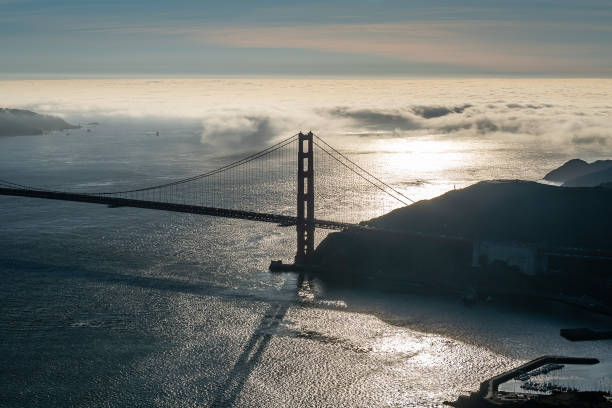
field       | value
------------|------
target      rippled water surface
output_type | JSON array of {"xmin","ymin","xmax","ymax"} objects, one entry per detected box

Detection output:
[{"xmin": 1, "ymin": 79, "xmax": 611, "ymax": 407}]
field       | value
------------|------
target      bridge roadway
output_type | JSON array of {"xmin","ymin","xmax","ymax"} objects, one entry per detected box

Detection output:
[
  {"xmin": 0, "ymin": 187, "xmax": 353, "ymax": 230},
  {"xmin": 3, "ymin": 186, "xmax": 612, "ymax": 261},
  {"xmin": 0, "ymin": 187, "xmax": 471, "ymax": 241}
]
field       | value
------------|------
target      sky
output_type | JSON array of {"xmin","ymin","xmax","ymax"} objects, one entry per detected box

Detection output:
[{"xmin": 1, "ymin": 0, "xmax": 611, "ymax": 77}]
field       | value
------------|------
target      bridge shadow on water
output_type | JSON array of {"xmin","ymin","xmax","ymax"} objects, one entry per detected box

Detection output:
[
  {"xmin": 210, "ymin": 299, "xmax": 289, "ymax": 407},
  {"xmin": 209, "ymin": 273, "xmax": 307, "ymax": 407},
  {"xmin": 2, "ymin": 258, "xmax": 311, "ymax": 407}
]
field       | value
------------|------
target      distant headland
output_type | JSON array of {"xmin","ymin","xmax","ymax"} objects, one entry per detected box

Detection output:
[
  {"xmin": 0, "ymin": 108, "xmax": 79, "ymax": 137},
  {"xmin": 544, "ymin": 159, "xmax": 612, "ymax": 187}
]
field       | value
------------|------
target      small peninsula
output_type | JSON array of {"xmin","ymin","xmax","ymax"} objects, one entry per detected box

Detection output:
[{"xmin": 0, "ymin": 108, "xmax": 79, "ymax": 137}]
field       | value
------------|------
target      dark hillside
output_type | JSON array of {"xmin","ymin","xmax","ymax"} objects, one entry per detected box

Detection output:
[{"xmin": 366, "ymin": 180, "xmax": 612, "ymax": 250}]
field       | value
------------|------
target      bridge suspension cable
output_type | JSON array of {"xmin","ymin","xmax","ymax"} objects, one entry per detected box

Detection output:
[
  {"xmin": 0, "ymin": 131, "xmax": 414, "ymax": 225},
  {"xmin": 0, "ymin": 178, "xmax": 45, "ymax": 191},
  {"xmin": 313, "ymin": 134, "xmax": 414, "ymax": 205},
  {"xmin": 94, "ymin": 133, "xmax": 300, "ymax": 195}
]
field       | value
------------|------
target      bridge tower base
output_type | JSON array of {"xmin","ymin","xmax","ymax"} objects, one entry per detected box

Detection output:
[{"xmin": 295, "ymin": 131, "xmax": 315, "ymax": 264}]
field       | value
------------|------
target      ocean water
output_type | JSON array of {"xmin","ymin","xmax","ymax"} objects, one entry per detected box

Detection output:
[{"xmin": 1, "ymin": 78, "xmax": 611, "ymax": 407}]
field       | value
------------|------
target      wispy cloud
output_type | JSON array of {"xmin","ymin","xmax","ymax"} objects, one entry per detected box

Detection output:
[
  {"xmin": 86, "ymin": 21, "xmax": 611, "ymax": 75},
  {"xmin": 2, "ymin": 0, "xmax": 611, "ymax": 77},
  {"xmin": 202, "ymin": 23, "xmax": 610, "ymax": 73}
]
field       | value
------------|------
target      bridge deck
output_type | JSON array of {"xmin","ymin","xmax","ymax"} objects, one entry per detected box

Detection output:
[
  {"xmin": 0, "ymin": 187, "xmax": 352, "ymax": 230},
  {"xmin": 2, "ymin": 187, "xmax": 612, "ymax": 260}
]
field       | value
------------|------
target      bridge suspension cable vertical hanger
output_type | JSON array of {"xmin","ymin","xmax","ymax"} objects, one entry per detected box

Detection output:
[{"xmin": 295, "ymin": 131, "xmax": 315, "ymax": 264}]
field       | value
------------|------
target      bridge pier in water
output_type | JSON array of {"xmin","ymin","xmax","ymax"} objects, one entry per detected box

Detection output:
[{"xmin": 295, "ymin": 131, "xmax": 315, "ymax": 264}]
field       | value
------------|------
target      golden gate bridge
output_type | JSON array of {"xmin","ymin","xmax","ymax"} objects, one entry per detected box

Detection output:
[
  {"xmin": 0, "ymin": 132, "xmax": 414, "ymax": 263},
  {"xmin": 3, "ymin": 131, "xmax": 610, "ymax": 266}
]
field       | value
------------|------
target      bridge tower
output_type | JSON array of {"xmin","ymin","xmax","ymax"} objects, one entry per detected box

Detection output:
[{"xmin": 296, "ymin": 131, "xmax": 315, "ymax": 263}]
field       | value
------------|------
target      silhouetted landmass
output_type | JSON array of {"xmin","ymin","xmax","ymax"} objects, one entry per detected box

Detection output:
[
  {"xmin": 312, "ymin": 181, "xmax": 612, "ymax": 311},
  {"xmin": 544, "ymin": 159, "xmax": 612, "ymax": 184},
  {"xmin": 0, "ymin": 108, "xmax": 79, "ymax": 137},
  {"xmin": 560, "ymin": 328, "xmax": 612, "ymax": 341},
  {"xmin": 367, "ymin": 180, "xmax": 612, "ymax": 249},
  {"xmin": 563, "ymin": 167, "xmax": 612, "ymax": 187}
]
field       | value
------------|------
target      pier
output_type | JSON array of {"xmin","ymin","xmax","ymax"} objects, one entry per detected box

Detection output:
[{"xmin": 479, "ymin": 355, "xmax": 600, "ymax": 400}]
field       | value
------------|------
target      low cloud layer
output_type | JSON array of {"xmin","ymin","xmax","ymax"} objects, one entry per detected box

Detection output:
[
  {"xmin": 412, "ymin": 104, "xmax": 472, "ymax": 119},
  {"xmin": 326, "ymin": 107, "xmax": 420, "ymax": 130},
  {"xmin": 323, "ymin": 103, "xmax": 611, "ymax": 148},
  {"xmin": 1, "ymin": 78, "xmax": 610, "ymax": 152},
  {"xmin": 200, "ymin": 115, "xmax": 277, "ymax": 150},
  {"xmin": 195, "ymin": 101, "xmax": 612, "ymax": 153}
]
